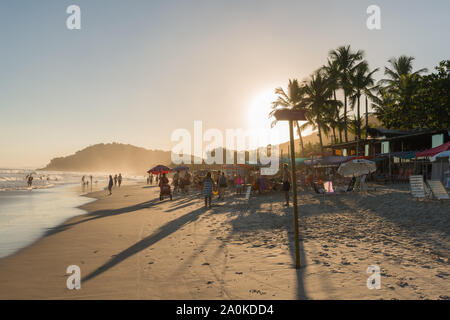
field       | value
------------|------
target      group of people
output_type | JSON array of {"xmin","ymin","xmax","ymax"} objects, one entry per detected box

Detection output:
[
  {"xmin": 199, "ymin": 165, "xmax": 292, "ymax": 208},
  {"xmin": 172, "ymin": 171, "xmax": 192, "ymax": 194},
  {"xmin": 81, "ymin": 175, "xmax": 93, "ymax": 187},
  {"xmin": 144, "ymin": 164, "xmax": 294, "ymax": 209},
  {"xmin": 107, "ymin": 173, "xmax": 122, "ymax": 195}
]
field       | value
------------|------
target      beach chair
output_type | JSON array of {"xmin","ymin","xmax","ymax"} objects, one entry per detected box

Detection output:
[
  {"xmin": 426, "ymin": 180, "xmax": 450, "ymax": 200},
  {"xmin": 409, "ymin": 175, "xmax": 427, "ymax": 199},
  {"xmin": 237, "ymin": 185, "xmax": 252, "ymax": 209},
  {"xmin": 324, "ymin": 181, "xmax": 334, "ymax": 193},
  {"xmin": 312, "ymin": 181, "xmax": 336, "ymax": 198}
]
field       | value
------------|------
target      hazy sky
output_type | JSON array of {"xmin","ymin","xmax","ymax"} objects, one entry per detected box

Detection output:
[{"xmin": 1, "ymin": 0, "xmax": 449, "ymax": 168}]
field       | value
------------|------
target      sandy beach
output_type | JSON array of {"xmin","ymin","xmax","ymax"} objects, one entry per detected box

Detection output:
[{"xmin": 0, "ymin": 182, "xmax": 448, "ymax": 300}]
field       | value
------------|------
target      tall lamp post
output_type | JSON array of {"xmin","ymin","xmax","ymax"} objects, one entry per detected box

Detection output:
[{"xmin": 274, "ymin": 108, "xmax": 306, "ymax": 269}]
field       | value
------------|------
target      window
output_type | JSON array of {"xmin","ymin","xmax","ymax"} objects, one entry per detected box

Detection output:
[
  {"xmin": 432, "ymin": 134, "xmax": 444, "ymax": 148},
  {"xmin": 381, "ymin": 141, "xmax": 390, "ymax": 154}
]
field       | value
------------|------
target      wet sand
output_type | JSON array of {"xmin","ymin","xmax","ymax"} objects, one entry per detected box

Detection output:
[{"xmin": 0, "ymin": 183, "xmax": 448, "ymax": 299}]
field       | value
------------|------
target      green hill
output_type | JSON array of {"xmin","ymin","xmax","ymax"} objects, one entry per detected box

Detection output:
[{"xmin": 41, "ymin": 143, "xmax": 172, "ymax": 174}]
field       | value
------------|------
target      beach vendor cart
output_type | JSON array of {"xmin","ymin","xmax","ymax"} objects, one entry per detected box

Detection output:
[{"xmin": 148, "ymin": 165, "xmax": 173, "ymax": 201}]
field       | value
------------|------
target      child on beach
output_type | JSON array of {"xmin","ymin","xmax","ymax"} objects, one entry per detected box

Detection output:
[{"xmin": 202, "ymin": 172, "xmax": 214, "ymax": 208}]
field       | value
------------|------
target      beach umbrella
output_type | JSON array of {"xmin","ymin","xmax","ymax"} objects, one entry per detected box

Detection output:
[
  {"xmin": 416, "ymin": 141, "xmax": 450, "ymax": 158},
  {"xmin": 148, "ymin": 165, "xmax": 172, "ymax": 175},
  {"xmin": 338, "ymin": 159, "xmax": 376, "ymax": 177},
  {"xmin": 430, "ymin": 150, "xmax": 450, "ymax": 162},
  {"xmin": 172, "ymin": 165, "xmax": 189, "ymax": 172}
]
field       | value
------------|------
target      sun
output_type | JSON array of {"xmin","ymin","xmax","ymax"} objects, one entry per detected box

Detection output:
[{"xmin": 247, "ymin": 88, "xmax": 290, "ymax": 147}]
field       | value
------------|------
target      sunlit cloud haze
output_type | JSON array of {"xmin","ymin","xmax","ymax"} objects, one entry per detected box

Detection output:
[{"xmin": 0, "ymin": 0, "xmax": 449, "ymax": 167}]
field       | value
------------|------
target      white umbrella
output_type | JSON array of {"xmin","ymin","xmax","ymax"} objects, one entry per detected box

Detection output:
[{"xmin": 338, "ymin": 159, "xmax": 376, "ymax": 177}]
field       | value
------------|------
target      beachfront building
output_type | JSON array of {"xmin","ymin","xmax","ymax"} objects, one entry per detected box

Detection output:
[{"xmin": 323, "ymin": 128, "xmax": 450, "ymax": 183}]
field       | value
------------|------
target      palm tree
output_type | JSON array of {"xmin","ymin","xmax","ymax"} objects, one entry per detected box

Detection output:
[
  {"xmin": 380, "ymin": 55, "xmax": 428, "ymax": 91},
  {"xmin": 329, "ymin": 45, "xmax": 364, "ymax": 142},
  {"xmin": 321, "ymin": 59, "xmax": 342, "ymax": 143},
  {"xmin": 270, "ymin": 79, "xmax": 307, "ymax": 153},
  {"xmin": 375, "ymin": 56, "xmax": 428, "ymax": 129},
  {"xmin": 348, "ymin": 61, "xmax": 379, "ymax": 140},
  {"xmin": 302, "ymin": 71, "xmax": 339, "ymax": 151}
]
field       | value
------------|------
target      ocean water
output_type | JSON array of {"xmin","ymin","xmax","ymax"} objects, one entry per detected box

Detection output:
[{"xmin": 0, "ymin": 169, "xmax": 145, "ymax": 259}]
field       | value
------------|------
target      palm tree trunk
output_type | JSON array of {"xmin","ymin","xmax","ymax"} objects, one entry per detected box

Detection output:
[
  {"xmin": 357, "ymin": 94, "xmax": 361, "ymax": 141},
  {"xmin": 332, "ymin": 126, "xmax": 337, "ymax": 144},
  {"xmin": 344, "ymin": 93, "xmax": 348, "ymax": 142},
  {"xmin": 295, "ymin": 121, "xmax": 304, "ymax": 154},
  {"xmin": 365, "ymin": 96, "xmax": 369, "ymax": 139},
  {"xmin": 318, "ymin": 124, "xmax": 324, "ymax": 152}
]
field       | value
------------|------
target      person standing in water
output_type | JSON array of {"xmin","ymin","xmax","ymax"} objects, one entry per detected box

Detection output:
[
  {"xmin": 282, "ymin": 164, "xmax": 291, "ymax": 206},
  {"xmin": 108, "ymin": 175, "xmax": 114, "ymax": 195},
  {"xmin": 118, "ymin": 173, "xmax": 122, "ymax": 187},
  {"xmin": 27, "ymin": 175, "xmax": 33, "ymax": 188}
]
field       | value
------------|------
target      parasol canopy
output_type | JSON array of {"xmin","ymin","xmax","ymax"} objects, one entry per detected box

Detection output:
[
  {"xmin": 416, "ymin": 142, "xmax": 450, "ymax": 158},
  {"xmin": 148, "ymin": 165, "xmax": 172, "ymax": 175},
  {"xmin": 430, "ymin": 150, "xmax": 450, "ymax": 162},
  {"xmin": 338, "ymin": 159, "xmax": 376, "ymax": 177}
]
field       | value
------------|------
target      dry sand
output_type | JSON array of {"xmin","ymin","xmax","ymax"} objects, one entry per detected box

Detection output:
[{"xmin": 0, "ymin": 183, "xmax": 448, "ymax": 300}]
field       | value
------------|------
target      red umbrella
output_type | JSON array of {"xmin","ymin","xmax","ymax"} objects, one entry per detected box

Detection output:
[{"xmin": 147, "ymin": 165, "xmax": 172, "ymax": 175}]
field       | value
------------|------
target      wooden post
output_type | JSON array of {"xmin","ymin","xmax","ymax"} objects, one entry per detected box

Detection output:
[{"xmin": 289, "ymin": 120, "xmax": 301, "ymax": 269}]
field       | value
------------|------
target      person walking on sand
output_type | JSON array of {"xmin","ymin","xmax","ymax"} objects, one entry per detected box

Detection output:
[
  {"xmin": 173, "ymin": 171, "xmax": 180, "ymax": 193},
  {"xmin": 150, "ymin": 174, "xmax": 153, "ymax": 185},
  {"xmin": 218, "ymin": 172, "xmax": 227, "ymax": 200},
  {"xmin": 202, "ymin": 172, "xmax": 214, "ymax": 209},
  {"xmin": 282, "ymin": 164, "xmax": 291, "ymax": 206},
  {"xmin": 108, "ymin": 175, "xmax": 114, "ymax": 195},
  {"xmin": 114, "ymin": 174, "xmax": 118, "ymax": 187},
  {"xmin": 118, "ymin": 173, "xmax": 122, "ymax": 187}
]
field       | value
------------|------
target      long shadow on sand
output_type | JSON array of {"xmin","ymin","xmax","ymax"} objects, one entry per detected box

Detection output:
[
  {"xmin": 217, "ymin": 194, "xmax": 308, "ymax": 299},
  {"xmin": 44, "ymin": 198, "xmax": 162, "ymax": 238},
  {"xmin": 82, "ymin": 205, "xmax": 206, "ymax": 282}
]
